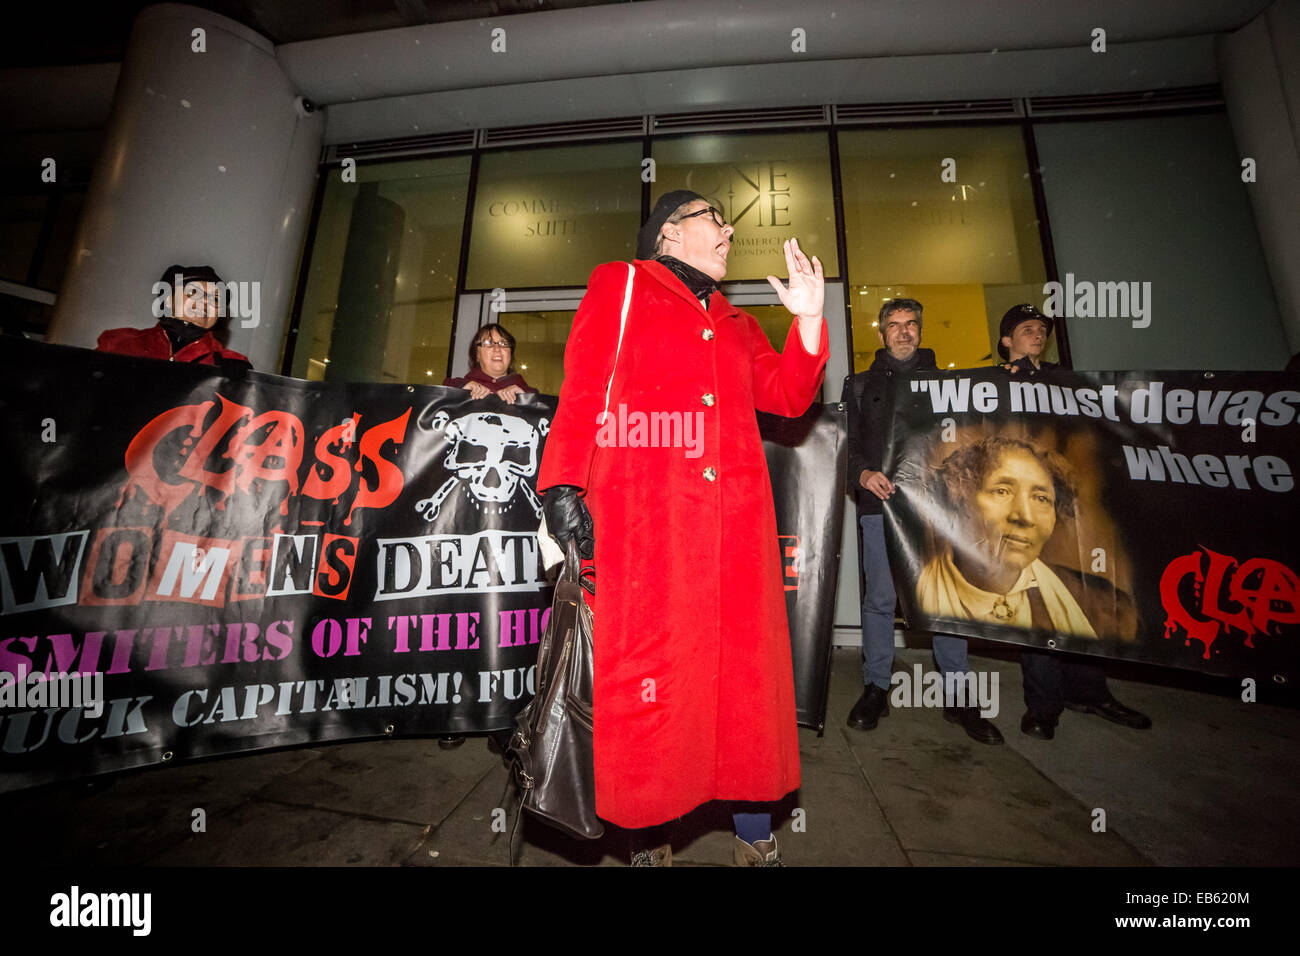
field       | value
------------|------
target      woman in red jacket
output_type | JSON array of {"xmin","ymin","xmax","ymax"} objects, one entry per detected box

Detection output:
[
  {"xmin": 443, "ymin": 323, "xmax": 537, "ymax": 403},
  {"xmin": 539, "ymin": 191, "xmax": 828, "ymax": 865},
  {"xmin": 96, "ymin": 264, "xmax": 251, "ymax": 369}
]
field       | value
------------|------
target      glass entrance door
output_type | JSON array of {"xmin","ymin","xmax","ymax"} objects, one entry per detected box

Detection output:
[{"xmin": 450, "ymin": 288, "xmax": 584, "ymax": 396}]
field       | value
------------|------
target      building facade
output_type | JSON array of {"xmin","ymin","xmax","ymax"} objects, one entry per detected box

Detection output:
[{"xmin": 2, "ymin": 0, "xmax": 1297, "ymax": 638}]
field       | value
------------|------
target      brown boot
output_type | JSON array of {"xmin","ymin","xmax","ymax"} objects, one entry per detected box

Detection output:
[
  {"xmin": 630, "ymin": 844, "xmax": 672, "ymax": 866},
  {"xmin": 733, "ymin": 834, "xmax": 784, "ymax": 866}
]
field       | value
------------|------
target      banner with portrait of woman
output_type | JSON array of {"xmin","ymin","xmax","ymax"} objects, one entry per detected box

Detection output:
[{"xmin": 884, "ymin": 367, "xmax": 1299, "ymax": 682}]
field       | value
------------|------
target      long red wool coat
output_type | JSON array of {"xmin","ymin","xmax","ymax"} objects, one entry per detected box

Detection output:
[{"xmin": 537, "ymin": 258, "xmax": 828, "ymax": 828}]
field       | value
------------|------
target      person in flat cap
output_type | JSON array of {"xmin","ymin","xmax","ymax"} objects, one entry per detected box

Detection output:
[
  {"xmin": 97, "ymin": 264, "xmax": 251, "ymax": 370},
  {"xmin": 996, "ymin": 303, "xmax": 1151, "ymax": 740},
  {"xmin": 537, "ymin": 189, "xmax": 829, "ymax": 866},
  {"xmin": 998, "ymin": 303, "xmax": 1054, "ymax": 372}
]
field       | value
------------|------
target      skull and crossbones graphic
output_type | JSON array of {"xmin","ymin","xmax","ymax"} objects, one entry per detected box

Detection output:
[{"xmin": 414, "ymin": 407, "xmax": 549, "ymax": 521}]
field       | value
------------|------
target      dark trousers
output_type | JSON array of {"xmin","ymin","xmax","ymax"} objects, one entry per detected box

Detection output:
[{"xmin": 1021, "ymin": 649, "xmax": 1108, "ymax": 718}]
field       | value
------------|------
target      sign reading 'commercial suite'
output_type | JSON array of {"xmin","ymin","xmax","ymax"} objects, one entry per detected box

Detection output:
[
  {"xmin": 884, "ymin": 367, "xmax": 1299, "ymax": 681},
  {"xmin": 0, "ymin": 340, "xmax": 842, "ymax": 790}
]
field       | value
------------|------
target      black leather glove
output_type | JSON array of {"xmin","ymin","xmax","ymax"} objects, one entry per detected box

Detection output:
[{"xmin": 543, "ymin": 484, "xmax": 594, "ymax": 560}]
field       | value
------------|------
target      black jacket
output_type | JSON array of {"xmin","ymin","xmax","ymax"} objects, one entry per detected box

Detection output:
[{"xmin": 842, "ymin": 347, "xmax": 938, "ymax": 515}]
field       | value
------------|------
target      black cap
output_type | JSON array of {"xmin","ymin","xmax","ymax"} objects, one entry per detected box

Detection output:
[
  {"xmin": 636, "ymin": 190, "xmax": 708, "ymax": 260},
  {"xmin": 997, "ymin": 303, "xmax": 1053, "ymax": 360},
  {"xmin": 159, "ymin": 264, "xmax": 223, "ymax": 287}
]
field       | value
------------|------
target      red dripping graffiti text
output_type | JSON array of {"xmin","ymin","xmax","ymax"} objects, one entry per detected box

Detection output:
[
  {"xmin": 1160, "ymin": 547, "xmax": 1299, "ymax": 659},
  {"xmin": 122, "ymin": 395, "xmax": 410, "ymax": 525}
]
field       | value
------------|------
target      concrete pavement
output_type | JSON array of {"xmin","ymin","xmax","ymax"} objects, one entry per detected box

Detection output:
[{"xmin": 5, "ymin": 647, "xmax": 1297, "ymax": 867}]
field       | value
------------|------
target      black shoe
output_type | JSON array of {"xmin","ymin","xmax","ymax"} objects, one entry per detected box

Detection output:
[
  {"xmin": 1065, "ymin": 696, "xmax": 1152, "ymax": 729},
  {"xmin": 847, "ymin": 685, "xmax": 890, "ymax": 730},
  {"xmin": 1020, "ymin": 710, "xmax": 1057, "ymax": 740},
  {"xmin": 438, "ymin": 736, "xmax": 466, "ymax": 750},
  {"xmin": 944, "ymin": 706, "xmax": 1004, "ymax": 745}
]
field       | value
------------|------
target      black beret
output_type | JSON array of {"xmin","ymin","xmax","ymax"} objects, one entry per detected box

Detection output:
[
  {"xmin": 159, "ymin": 264, "xmax": 224, "ymax": 287},
  {"xmin": 636, "ymin": 190, "xmax": 708, "ymax": 260}
]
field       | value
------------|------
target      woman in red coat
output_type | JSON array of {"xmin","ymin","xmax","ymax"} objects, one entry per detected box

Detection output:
[
  {"xmin": 538, "ymin": 191, "xmax": 828, "ymax": 865},
  {"xmin": 443, "ymin": 323, "xmax": 537, "ymax": 403},
  {"xmin": 97, "ymin": 264, "xmax": 251, "ymax": 369}
]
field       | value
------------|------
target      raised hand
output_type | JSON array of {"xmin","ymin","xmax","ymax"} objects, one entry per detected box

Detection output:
[{"xmin": 766, "ymin": 238, "xmax": 824, "ymax": 320}]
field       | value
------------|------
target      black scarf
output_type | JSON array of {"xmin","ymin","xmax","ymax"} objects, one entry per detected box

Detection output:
[
  {"xmin": 160, "ymin": 316, "xmax": 209, "ymax": 351},
  {"xmin": 655, "ymin": 255, "xmax": 718, "ymax": 305},
  {"xmin": 877, "ymin": 348, "xmax": 922, "ymax": 373}
]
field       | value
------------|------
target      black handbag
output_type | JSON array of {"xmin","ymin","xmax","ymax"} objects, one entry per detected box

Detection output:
[{"xmin": 507, "ymin": 540, "xmax": 603, "ymax": 840}]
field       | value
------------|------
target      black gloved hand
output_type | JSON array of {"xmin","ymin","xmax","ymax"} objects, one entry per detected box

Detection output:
[{"xmin": 542, "ymin": 484, "xmax": 594, "ymax": 560}]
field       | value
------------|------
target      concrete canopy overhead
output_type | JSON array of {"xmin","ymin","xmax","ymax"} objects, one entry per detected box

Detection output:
[
  {"xmin": 317, "ymin": 36, "xmax": 1221, "ymax": 145},
  {"xmin": 275, "ymin": 0, "xmax": 1274, "ymax": 105}
]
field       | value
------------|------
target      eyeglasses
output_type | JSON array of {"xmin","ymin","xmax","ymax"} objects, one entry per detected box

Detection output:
[
  {"xmin": 477, "ymin": 340, "xmax": 512, "ymax": 350},
  {"xmin": 674, "ymin": 206, "xmax": 728, "ymax": 229}
]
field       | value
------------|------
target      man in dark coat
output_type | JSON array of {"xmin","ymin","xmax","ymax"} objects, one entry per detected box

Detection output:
[
  {"xmin": 997, "ymin": 303, "xmax": 1151, "ymax": 739},
  {"xmin": 843, "ymin": 298, "xmax": 1002, "ymax": 745},
  {"xmin": 97, "ymin": 264, "xmax": 251, "ymax": 369}
]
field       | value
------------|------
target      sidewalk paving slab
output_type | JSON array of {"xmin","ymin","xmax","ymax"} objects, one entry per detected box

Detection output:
[{"xmin": 4, "ymin": 645, "xmax": 1296, "ymax": 868}]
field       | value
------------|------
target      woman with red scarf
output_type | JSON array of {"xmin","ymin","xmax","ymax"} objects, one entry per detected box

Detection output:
[{"xmin": 443, "ymin": 323, "xmax": 537, "ymax": 403}]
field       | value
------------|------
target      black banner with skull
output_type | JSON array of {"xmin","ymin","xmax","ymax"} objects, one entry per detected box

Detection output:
[{"xmin": 0, "ymin": 341, "xmax": 845, "ymax": 789}]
